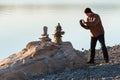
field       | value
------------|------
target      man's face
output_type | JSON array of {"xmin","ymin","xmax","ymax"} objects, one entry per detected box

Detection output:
[{"xmin": 85, "ymin": 13, "xmax": 91, "ymax": 17}]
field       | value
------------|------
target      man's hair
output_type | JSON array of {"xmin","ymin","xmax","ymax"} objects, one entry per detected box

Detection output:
[{"xmin": 84, "ymin": 8, "xmax": 92, "ymax": 13}]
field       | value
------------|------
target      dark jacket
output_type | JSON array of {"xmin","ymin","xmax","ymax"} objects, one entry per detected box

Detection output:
[{"xmin": 80, "ymin": 13, "xmax": 104, "ymax": 37}]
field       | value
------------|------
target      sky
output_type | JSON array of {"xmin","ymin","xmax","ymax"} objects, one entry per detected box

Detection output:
[{"xmin": 0, "ymin": 0, "xmax": 119, "ymax": 5}]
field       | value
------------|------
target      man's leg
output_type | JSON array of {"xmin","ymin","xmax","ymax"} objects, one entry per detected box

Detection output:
[
  {"xmin": 87, "ymin": 37, "xmax": 97, "ymax": 63},
  {"xmin": 98, "ymin": 34, "xmax": 109, "ymax": 63}
]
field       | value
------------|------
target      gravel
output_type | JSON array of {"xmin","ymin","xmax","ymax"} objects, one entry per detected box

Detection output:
[{"xmin": 26, "ymin": 63, "xmax": 120, "ymax": 80}]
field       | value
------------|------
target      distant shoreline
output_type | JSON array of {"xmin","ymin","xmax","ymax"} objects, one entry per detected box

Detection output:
[{"xmin": 0, "ymin": 3, "xmax": 119, "ymax": 9}]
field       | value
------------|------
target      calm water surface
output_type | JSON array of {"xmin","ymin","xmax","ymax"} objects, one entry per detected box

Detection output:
[{"xmin": 0, "ymin": 5, "xmax": 120, "ymax": 60}]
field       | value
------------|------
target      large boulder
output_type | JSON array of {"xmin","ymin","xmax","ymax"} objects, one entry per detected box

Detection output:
[{"xmin": 0, "ymin": 41, "xmax": 87, "ymax": 80}]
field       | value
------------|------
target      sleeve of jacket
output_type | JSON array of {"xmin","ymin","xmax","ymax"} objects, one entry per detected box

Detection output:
[
  {"xmin": 79, "ymin": 20, "xmax": 89, "ymax": 29},
  {"xmin": 86, "ymin": 14, "xmax": 100, "ymax": 27}
]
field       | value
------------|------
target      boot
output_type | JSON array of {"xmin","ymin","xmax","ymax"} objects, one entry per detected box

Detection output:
[
  {"xmin": 87, "ymin": 60, "xmax": 94, "ymax": 64},
  {"xmin": 103, "ymin": 59, "xmax": 109, "ymax": 63}
]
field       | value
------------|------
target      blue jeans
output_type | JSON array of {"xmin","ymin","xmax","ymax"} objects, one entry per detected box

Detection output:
[{"xmin": 90, "ymin": 34, "xmax": 109, "ymax": 61}]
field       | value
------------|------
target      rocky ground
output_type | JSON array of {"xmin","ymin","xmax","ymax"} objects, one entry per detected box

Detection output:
[
  {"xmin": 26, "ymin": 45, "xmax": 120, "ymax": 80},
  {"xmin": 0, "ymin": 40, "xmax": 120, "ymax": 80}
]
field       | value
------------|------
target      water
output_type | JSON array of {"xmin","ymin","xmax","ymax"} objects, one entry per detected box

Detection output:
[{"xmin": 0, "ymin": 4, "xmax": 120, "ymax": 60}]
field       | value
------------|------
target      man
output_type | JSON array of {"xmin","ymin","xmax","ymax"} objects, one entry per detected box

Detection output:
[{"xmin": 80, "ymin": 8, "xmax": 109, "ymax": 64}]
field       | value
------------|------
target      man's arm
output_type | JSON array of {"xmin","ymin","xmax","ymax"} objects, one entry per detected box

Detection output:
[{"xmin": 86, "ymin": 14, "xmax": 100, "ymax": 27}]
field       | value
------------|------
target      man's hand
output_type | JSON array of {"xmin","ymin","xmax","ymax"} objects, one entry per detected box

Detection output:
[
  {"xmin": 79, "ymin": 19, "xmax": 89, "ymax": 29},
  {"xmin": 80, "ymin": 19, "xmax": 85, "ymax": 26},
  {"xmin": 80, "ymin": 19, "xmax": 85, "ymax": 24}
]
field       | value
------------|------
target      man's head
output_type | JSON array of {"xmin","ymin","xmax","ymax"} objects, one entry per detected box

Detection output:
[{"xmin": 84, "ymin": 8, "xmax": 92, "ymax": 17}]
